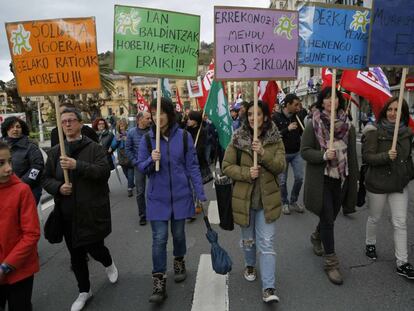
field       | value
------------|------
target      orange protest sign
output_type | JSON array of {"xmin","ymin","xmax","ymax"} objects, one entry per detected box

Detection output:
[{"xmin": 5, "ymin": 17, "xmax": 101, "ymax": 96}]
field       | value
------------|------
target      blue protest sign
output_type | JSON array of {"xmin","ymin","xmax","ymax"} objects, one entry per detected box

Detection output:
[
  {"xmin": 298, "ymin": 3, "xmax": 370, "ymax": 69},
  {"xmin": 368, "ymin": 0, "xmax": 414, "ymax": 67}
]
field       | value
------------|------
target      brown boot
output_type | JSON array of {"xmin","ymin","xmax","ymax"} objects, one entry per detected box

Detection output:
[
  {"xmin": 324, "ymin": 254, "xmax": 343, "ymax": 285},
  {"xmin": 310, "ymin": 231, "xmax": 324, "ymax": 256}
]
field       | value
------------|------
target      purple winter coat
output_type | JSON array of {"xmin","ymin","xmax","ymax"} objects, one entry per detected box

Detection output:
[{"xmin": 138, "ymin": 124, "xmax": 207, "ymax": 221}]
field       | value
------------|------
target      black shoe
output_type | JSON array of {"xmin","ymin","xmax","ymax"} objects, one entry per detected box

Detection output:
[
  {"xmin": 365, "ymin": 245, "xmax": 377, "ymax": 260},
  {"xmin": 149, "ymin": 273, "xmax": 167, "ymax": 303},
  {"xmin": 139, "ymin": 218, "xmax": 147, "ymax": 226},
  {"xmin": 127, "ymin": 189, "xmax": 133, "ymax": 197},
  {"xmin": 397, "ymin": 263, "xmax": 414, "ymax": 279},
  {"xmin": 173, "ymin": 257, "xmax": 187, "ymax": 283}
]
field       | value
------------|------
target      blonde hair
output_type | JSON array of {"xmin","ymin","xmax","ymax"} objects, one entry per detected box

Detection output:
[{"xmin": 116, "ymin": 118, "xmax": 128, "ymax": 133}]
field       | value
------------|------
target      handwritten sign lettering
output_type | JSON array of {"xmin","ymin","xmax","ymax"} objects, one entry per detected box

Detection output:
[
  {"xmin": 5, "ymin": 18, "xmax": 101, "ymax": 96},
  {"xmin": 214, "ymin": 7, "xmax": 298, "ymax": 81},
  {"xmin": 368, "ymin": 0, "xmax": 414, "ymax": 66},
  {"xmin": 113, "ymin": 5, "xmax": 200, "ymax": 79},
  {"xmin": 298, "ymin": 4, "xmax": 370, "ymax": 69}
]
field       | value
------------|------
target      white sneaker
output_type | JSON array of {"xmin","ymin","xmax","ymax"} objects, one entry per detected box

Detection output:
[
  {"xmin": 291, "ymin": 202, "xmax": 304, "ymax": 213},
  {"xmin": 282, "ymin": 204, "xmax": 290, "ymax": 215},
  {"xmin": 71, "ymin": 290, "xmax": 92, "ymax": 311},
  {"xmin": 105, "ymin": 262, "xmax": 118, "ymax": 283},
  {"xmin": 262, "ymin": 288, "xmax": 279, "ymax": 303}
]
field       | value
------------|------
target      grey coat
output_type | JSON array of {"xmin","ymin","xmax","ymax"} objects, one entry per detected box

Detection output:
[{"xmin": 300, "ymin": 123, "xmax": 359, "ymax": 216}]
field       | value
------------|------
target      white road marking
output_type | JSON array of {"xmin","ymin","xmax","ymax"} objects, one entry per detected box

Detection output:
[
  {"xmin": 191, "ymin": 254, "xmax": 229, "ymax": 311},
  {"xmin": 208, "ymin": 200, "xmax": 220, "ymax": 224}
]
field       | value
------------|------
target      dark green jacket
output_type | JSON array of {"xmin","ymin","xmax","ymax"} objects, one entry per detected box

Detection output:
[
  {"xmin": 223, "ymin": 123, "xmax": 286, "ymax": 226},
  {"xmin": 300, "ymin": 123, "xmax": 359, "ymax": 216},
  {"xmin": 42, "ymin": 137, "xmax": 111, "ymax": 247},
  {"xmin": 362, "ymin": 124, "xmax": 413, "ymax": 194}
]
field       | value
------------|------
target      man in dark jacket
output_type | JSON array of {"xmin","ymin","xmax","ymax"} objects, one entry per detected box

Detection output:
[
  {"xmin": 50, "ymin": 102, "xmax": 98, "ymax": 147},
  {"xmin": 273, "ymin": 94, "xmax": 305, "ymax": 215},
  {"xmin": 42, "ymin": 108, "xmax": 117, "ymax": 311},
  {"xmin": 126, "ymin": 111, "xmax": 151, "ymax": 225}
]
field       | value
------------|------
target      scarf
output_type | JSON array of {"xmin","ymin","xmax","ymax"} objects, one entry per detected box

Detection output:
[
  {"xmin": 312, "ymin": 109, "xmax": 350, "ymax": 181},
  {"xmin": 378, "ymin": 119, "xmax": 408, "ymax": 137}
]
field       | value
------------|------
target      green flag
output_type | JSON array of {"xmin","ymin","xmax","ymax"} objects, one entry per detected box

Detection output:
[
  {"xmin": 204, "ymin": 80, "xmax": 233, "ymax": 150},
  {"xmin": 161, "ymin": 78, "xmax": 171, "ymax": 99}
]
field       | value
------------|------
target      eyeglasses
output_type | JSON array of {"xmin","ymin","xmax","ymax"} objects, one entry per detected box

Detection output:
[{"xmin": 61, "ymin": 118, "xmax": 79, "ymax": 125}]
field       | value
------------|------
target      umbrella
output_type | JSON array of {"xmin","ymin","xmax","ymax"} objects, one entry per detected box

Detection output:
[{"xmin": 200, "ymin": 204, "xmax": 232, "ymax": 275}]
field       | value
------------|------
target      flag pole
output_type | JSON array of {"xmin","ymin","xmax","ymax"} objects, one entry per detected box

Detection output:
[
  {"xmin": 391, "ymin": 67, "xmax": 408, "ymax": 151},
  {"xmin": 54, "ymin": 96, "xmax": 69, "ymax": 184},
  {"xmin": 296, "ymin": 114, "xmax": 305, "ymax": 131},
  {"xmin": 253, "ymin": 81, "xmax": 258, "ymax": 168},
  {"xmin": 155, "ymin": 79, "xmax": 161, "ymax": 171},
  {"xmin": 329, "ymin": 69, "xmax": 337, "ymax": 150}
]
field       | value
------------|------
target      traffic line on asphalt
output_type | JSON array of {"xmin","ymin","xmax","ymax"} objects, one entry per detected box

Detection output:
[
  {"xmin": 207, "ymin": 200, "xmax": 220, "ymax": 224},
  {"xmin": 191, "ymin": 254, "xmax": 229, "ymax": 311}
]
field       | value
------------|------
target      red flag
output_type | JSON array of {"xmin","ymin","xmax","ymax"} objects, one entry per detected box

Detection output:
[
  {"xmin": 175, "ymin": 88, "xmax": 183, "ymax": 113},
  {"xmin": 321, "ymin": 68, "xmax": 333, "ymax": 90},
  {"xmin": 258, "ymin": 80, "xmax": 279, "ymax": 113},
  {"xmin": 340, "ymin": 69, "xmax": 414, "ymax": 130},
  {"xmin": 135, "ymin": 89, "xmax": 150, "ymax": 112},
  {"xmin": 197, "ymin": 59, "xmax": 214, "ymax": 109}
]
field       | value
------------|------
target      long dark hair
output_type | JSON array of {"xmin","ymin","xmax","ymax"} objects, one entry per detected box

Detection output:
[
  {"xmin": 243, "ymin": 100, "xmax": 272, "ymax": 137},
  {"xmin": 150, "ymin": 97, "xmax": 176, "ymax": 129},
  {"xmin": 315, "ymin": 87, "xmax": 345, "ymax": 112},
  {"xmin": 377, "ymin": 96, "xmax": 409, "ymax": 125},
  {"xmin": 1, "ymin": 116, "xmax": 30, "ymax": 137}
]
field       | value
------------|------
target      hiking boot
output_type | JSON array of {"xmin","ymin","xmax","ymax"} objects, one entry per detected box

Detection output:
[
  {"xmin": 291, "ymin": 202, "xmax": 304, "ymax": 213},
  {"xmin": 365, "ymin": 245, "xmax": 377, "ymax": 260},
  {"xmin": 310, "ymin": 231, "xmax": 324, "ymax": 256},
  {"xmin": 105, "ymin": 261, "xmax": 118, "ymax": 283},
  {"xmin": 396, "ymin": 262, "xmax": 414, "ymax": 279},
  {"xmin": 173, "ymin": 257, "xmax": 187, "ymax": 283},
  {"xmin": 282, "ymin": 204, "xmax": 290, "ymax": 215},
  {"xmin": 243, "ymin": 266, "xmax": 257, "ymax": 282},
  {"xmin": 262, "ymin": 288, "xmax": 279, "ymax": 303},
  {"xmin": 324, "ymin": 254, "xmax": 343, "ymax": 285},
  {"xmin": 71, "ymin": 290, "xmax": 92, "ymax": 311},
  {"xmin": 149, "ymin": 273, "xmax": 167, "ymax": 303},
  {"xmin": 127, "ymin": 188, "xmax": 133, "ymax": 197}
]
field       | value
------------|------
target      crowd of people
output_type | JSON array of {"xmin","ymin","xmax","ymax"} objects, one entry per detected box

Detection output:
[{"xmin": 0, "ymin": 89, "xmax": 413, "ymax": 310}]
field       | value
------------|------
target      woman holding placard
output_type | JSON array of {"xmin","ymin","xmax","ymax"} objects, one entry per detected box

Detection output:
[
  {"xmin": 137, "ymin": 97, "xmax": 207, "ymax": 303},
  {"xmin": 301, "ymin": 87, "xmax": 358, "ymax": 285},
  {"xmin": 223, "ymin": 101, "xmax": 286, "ymax": 303},
  {"xmin": 362, "ymin": 97, "xmax": 414, "ymax": 279}
]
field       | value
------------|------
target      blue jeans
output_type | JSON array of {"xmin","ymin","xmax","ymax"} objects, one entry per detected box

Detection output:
[
  {"xmin": 279, "ymin": 152, "xmax": 304, "ymax": 205},
  {"xmin": 121, "ymin": 166, "xmax": 135, "ymax": 189},
  {"xmin": 241, "ymin": 209, "xmax": 276, "ymax": 289},
  {"xmin": 151, "ymin": 219, "xmax": 186, "ymax": 273},
  {"xmin": 134, "ymin": 167, "xmax": 146, "ymax": 219}
]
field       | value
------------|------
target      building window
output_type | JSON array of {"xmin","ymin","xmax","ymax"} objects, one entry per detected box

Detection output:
[
  {"xmin": 120, "ymin": 107, "xmax": 124, "ymax": 115},
  {"xmin": 108, "ymin": 107, "xmax": 113, "ymax": 115}
]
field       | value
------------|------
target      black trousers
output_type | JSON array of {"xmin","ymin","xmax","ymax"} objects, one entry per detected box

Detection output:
[
  {"xmin": 0, "ymin": 276, "xmax": 34, "ymax": 311},
  {"xmin": 63, "ymin": 220, "xmax": 113, "ymax": 293},
  {"xmin": 317, "ymin": 176, "xmax": 342, "ymax": 255}
]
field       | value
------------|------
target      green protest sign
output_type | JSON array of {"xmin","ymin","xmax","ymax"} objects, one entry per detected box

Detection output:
[{"xmin": 113, "ymin": 5, "xmax": 200, "ymax": 79}]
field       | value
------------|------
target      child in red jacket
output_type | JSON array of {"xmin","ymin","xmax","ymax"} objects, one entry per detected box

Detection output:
[{"xmin": 0, "ymin": 141, "xmax": 40, "ymax": 311}]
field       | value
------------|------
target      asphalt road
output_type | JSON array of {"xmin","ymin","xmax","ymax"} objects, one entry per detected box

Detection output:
[{"xmin": 33, "ymin": 149, "xmax": 414, "ymax": 311}]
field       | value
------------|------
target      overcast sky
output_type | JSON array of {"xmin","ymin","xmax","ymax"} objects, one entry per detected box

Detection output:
[{"xmin": 0, "ymin": 0, "xmax": 269, "ymax": 82}]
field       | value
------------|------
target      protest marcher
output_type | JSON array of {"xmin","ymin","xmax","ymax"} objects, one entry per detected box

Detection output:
[
  {"xmin": 138, "ymin": 98, "xmax": 207, "ymax": 303},
  {"xmin": 223, "ymin": 100, "xmax": 286, "ymax": 303},
  {"xmin": 362, "ymin": 97, "xmax": 414, "ymax": 279},
  {"xmin": 50, "ymin": 102, "xmax": 98, "ymax": 147},
  {"xmin": 1, "ymin": 117, "xmax": 44, "ymax": 204},
  {"xmin": 93, "ymin": 118, "xmax": 115, "ymax": 171},
  {"xmin": 230, "ymin": 106, "xmax": 241, "ymax": 131},
  {"xmin": 0, "ymin": 141, "xmax": 40, "ymax": 311},
  {"xmin": 272, "ymin": 94, "xmax": 305, "ymax": 214},
  {"xmin": 110, "ymin": 118, "xmax": 134, "ymax": 197},
  {"xmin": 202, "ymin": 114, "xmax": 217, "ymax": 165},
  {"xmin": 126, "ymin": 111, "xmax": 152, "ymax": 225},
  {"xmin": 42, "ymin": 108, "xmax": 118, "ymax": 311},
  {"xmin": 301, "ymin": 87, "xmax": 358, "ymax": 285}
]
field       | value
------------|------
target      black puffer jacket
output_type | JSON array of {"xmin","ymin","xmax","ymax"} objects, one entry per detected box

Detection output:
[
  {"xmin": 5, "ymin": 136, "xmax": 44, "ymax": 189},
  {"xmin": 97, "ymin": 130, "xmax": 115, "ymax": 170},
  {"xmin": 42, "ymin": 137, "xmax": 111, "ymax": 247}
]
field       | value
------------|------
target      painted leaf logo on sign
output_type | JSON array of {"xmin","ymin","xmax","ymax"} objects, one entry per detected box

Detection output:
[
  {"xmin": 10, "ymin": 24, "xmax": 32, "ymax": 55},
  {"xmin": 5, "ymin": 17, "xmax": 102, "ymax": 96},
  {"xmin": 350, "ymin": 11, "xmax": 369, "ymax": 33}
]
